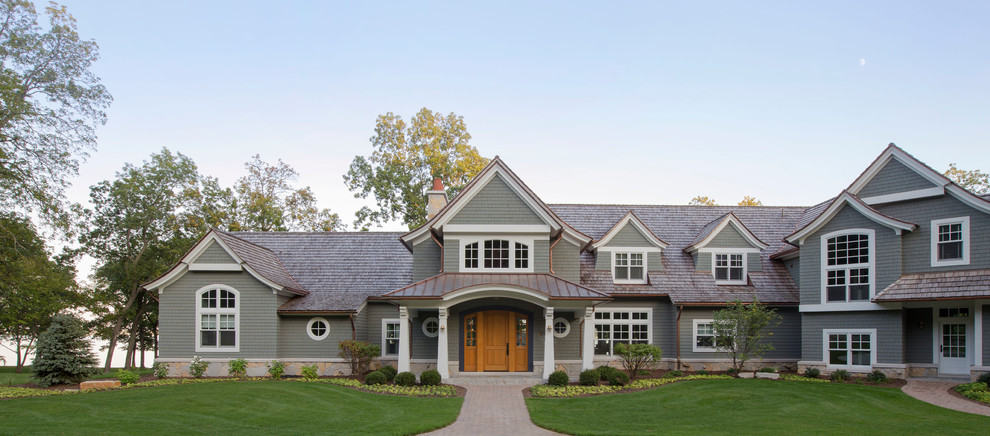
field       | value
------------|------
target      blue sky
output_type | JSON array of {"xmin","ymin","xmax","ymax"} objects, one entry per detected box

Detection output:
[{"xmin": 60, "ymin": 0, "xmax": 990, "ymax": 229}]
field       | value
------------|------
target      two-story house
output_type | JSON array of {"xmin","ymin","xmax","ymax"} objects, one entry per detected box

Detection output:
[{"xmin": 146, "ymin": 144, "xmax": 990, "ymax": 380}]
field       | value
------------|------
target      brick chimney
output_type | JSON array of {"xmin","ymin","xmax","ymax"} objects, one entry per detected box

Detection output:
[{"xmin": 426, "ymin": 177, "xmax": 448, "ymax": 220}]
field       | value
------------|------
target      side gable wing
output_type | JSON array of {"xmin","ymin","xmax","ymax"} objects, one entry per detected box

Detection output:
[
  {"xmin": 785, "ymin": 192, "xmax": 917, "ymax": 245},
  {"xmin": 848, "ymin": 144, "xmax": 950, "ymax": 204}
]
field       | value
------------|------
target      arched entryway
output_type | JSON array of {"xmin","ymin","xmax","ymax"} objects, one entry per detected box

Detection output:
[{"xmin": 462, "ymin": 309, "xmax": 531, "ymax": 372}]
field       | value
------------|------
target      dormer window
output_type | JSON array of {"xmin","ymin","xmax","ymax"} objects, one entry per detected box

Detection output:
[
  {"xmin": 462, "ymin": 239, "xmax": 532, "ymax": 272},
  {"xmin": 612, "ymin": 252, "xmax": 646, "ymax": 284},
  {"xmin": 714, "ymin": 253, "xmax": 745, "ymax": 284}
]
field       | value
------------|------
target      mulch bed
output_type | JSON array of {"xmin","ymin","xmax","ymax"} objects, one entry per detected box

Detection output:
[{"xmin": 946, "ymin": 385, "xmax": 990, "ymax": 408}]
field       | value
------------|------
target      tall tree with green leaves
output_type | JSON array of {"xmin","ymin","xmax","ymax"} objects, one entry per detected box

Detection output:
[
  {"xmin": 231, "ymin": 155, "xmax": 343, "ymax": 231},
  {"xmin": 80, "ymin": 148, "xmax": 201, "ymax": 371},
  {"xmin": 0, "ymin": 1, "xmax": 111, "ymax": 232},
  {"xmin": 945, "ymin": 163, "xmax": 990, "ymax": 194},
  {"xmin": 0, "ymin": 213, "xmax": 80, "ymax": 372},
  {"xmin": 345, "ymin": 108, "xmax": 489, "ymax": 230},
  {"xmin": 712, "ymin": 298, "xmax": 781, "ymax": 374}
]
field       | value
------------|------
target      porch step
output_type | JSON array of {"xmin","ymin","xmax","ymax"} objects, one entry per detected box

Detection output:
[{"xmin": 447, "ymin": 373, "xmax": 545, "ymax": 386}]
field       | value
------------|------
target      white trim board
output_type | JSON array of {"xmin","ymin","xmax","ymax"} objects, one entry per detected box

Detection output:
[
  {"xmin": 591, "ymin": 211, "xmax": 668, "ymax": 250},
  {"xmin": 786, "ymin": 193, "xmax": 916, "ymax": 245},
  {"xmin": 684, "ymin": 213, "xmax": 768, "ymax": 253}
]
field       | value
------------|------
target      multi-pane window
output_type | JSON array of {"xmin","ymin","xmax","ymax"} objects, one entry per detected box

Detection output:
[
  {"xmin": 937, "ymin": 223, "xmax": 963, "ymax": 260},
  {"xmin": 307, "ymin": 317, "xmax": 328, "ymax": 341},
  {"xmin": 463, "ymin": 240, "xmax": 531, "ymax": 271},
  {"xmin": 383, "ymin": 320, "xmax": 400, "ymax": 356},
  {"xmin": 824, "ymin": 233, "xmax": 871, "ymax": 302},
  {"xmin": 694, "ymin": 321, "xmax": 717, "ymax": 351},
  {"xmin": 593, "ymin": 310, "xmax": 651, "ymax": 355},
  {"xmin": 827, "ymin": 332, "xmax": 872, "ymax": 367},
  {"xmin": 932, "ymin": 217, "xmax": 970, "ymax": 267},
  {"xmin": 714, "ymin": 254, "xmax": 744, "ymax": 283},
  {"xmin": 198, "ymin": 288, "xmax": 237, "ymax": 350},
  {"xmin": 613, "ymin": 253, "xmax": 645, "ymax": 283}
]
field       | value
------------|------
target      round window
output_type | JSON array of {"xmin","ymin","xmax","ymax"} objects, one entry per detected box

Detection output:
[
  {"xmin": 422, "ymin": 317, "xmax": 440, "ymax": 338},
  {"xmin": 307, "ymin": 317, "xmax": 329, "ymax": 341},
  {"xmin": 552, "ymin": 317, "xmax": 570, "ymax": 338}
]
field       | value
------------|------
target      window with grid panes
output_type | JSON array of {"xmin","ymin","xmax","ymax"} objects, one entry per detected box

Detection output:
[
  {"xmin": 593, "ymin": 309, "xmax": 651, "ymax": 355},
  {"xmin": 824, "ymin": 233, "xmax": 871, "ymax": 302}
]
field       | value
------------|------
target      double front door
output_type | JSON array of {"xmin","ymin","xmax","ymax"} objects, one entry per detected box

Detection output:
[{"xmin": 463, "ymin": 310, "xmax": 529, "ymax": 372}]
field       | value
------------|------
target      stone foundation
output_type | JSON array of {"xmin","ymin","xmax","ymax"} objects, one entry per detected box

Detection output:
[
  {"xmin": 797, "ymin": 363, "xmax": 909, "ymax": 378},
  {"xmin": 678, "ymin": 360, "xmax": 797, "ymax": 373},
  {"xmin": 159, "ymin": 359, "xmax": 353, "ymax": 378}
]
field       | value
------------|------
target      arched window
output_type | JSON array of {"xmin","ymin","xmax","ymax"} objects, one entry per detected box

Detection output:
[
  {"xmin": 462, "ymin": 239, "xmax": 532, "ymax": 271},
  {"xmin": 821, "ymin": 230, "xmax": 874, "ymax": 303},
  {"xmin": 196, "ymin": 285, "xmax": 239, "ymax": 352}
]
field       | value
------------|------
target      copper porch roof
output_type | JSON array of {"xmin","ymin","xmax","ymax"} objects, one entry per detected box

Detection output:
[
  {"xmin": 380, "ymin": 273, "xmax": 610, "ymax": 300},
  {"xmin": 873, "ymin": 269, "xmax": 990, "ymax": 302}
]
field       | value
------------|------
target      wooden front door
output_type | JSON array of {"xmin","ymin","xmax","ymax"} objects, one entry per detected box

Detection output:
[{"xmin": 463, "ymin": 310, "xmax": 529, "ymax": 372}]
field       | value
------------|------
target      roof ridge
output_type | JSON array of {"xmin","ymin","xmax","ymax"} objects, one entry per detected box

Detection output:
[
  {"xmin": 215, "ymin": 230, "xmax": 306, "ymax": 292},
  {"xmin": 547, "ymin": 203, "xmax": 811, "ymax": 209}
]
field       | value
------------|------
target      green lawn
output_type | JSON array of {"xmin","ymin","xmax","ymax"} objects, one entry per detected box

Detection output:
[
  {"xmin": 526, "ymin": 378, "xmax": 990, "ymax": 435},
  {"xmin": 1, "ymin": 366, "xmax": 154, "ymax": 386},
  {"xmin": 2, "ymin": 380, "xmax": 463, "ymax": 435}
]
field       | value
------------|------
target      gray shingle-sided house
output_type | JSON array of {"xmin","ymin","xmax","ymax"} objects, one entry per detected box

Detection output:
[{"xmin": 146, "ymin": 144, "xmax": 990, "ymax": 380}]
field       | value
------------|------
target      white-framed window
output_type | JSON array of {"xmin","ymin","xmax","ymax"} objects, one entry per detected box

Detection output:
[
  {"xmin": 422, "ymin": 316, "xmax": 440, "ymax": 338},
  {"xmin": 823, "ymin": 329, "xmax": 876, "ymax": 369},
  {"xmin": 593, "ymin": 308, "xmax": 651, "ymax": 355},
  {"xmin": 820, "ymin": 229, "xmax": 875, "ymax": 304},
  {"xmin": 195, "ymin": 285, "xmax": 239, "ymax": 352},
  {"xmin": 552, "ymin": 317, "xmax": 570, "ymax": 338},
  {"xmin": 713, "ymin": 253, "xmax": 745, "ymax": 284},
  {"xmin": 307, "ymin": 317, "xmax": 329, "ymax": 341},
  {"xmin": 382, "ymin": 319, "xmax": 400, "ymax": 356},
  {"xmin": 693, "ymin": 319, "xmax": 721, "ymax": 352},
  {"xmin": 462, "ymin": 238, "xmax": 533, "ymax": 272},
  {"xmin": 612, "ymin": 252, "xmax": 646, "ymax": 284},
  {"xmin": 931, "ymin": 217, "xmax": 970, "ymax": 267}
]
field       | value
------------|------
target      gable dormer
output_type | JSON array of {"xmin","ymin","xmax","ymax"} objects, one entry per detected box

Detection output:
[
  {"xmin": 591, "ymin": 212, "xmax": 667, "ymax": 284},
  {"xmin": 848, "ymin": 143, "xmax": 952, "ymax": 205},
  {"xmin": 685, "ymin": 213, "xmax": 768, "ymax": 285}
]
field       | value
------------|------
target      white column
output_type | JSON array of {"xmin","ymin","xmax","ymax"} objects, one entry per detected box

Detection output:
[
  {"xmin": 975, "ymin": 303, "xmax": 983, "ymax": 367},
  {"xmin": 543, "ymin": 307, "xmax": 555, "ymax": 380},
  {"xmin": 582, "ymin": 306, "xmax": 595, "ymax": 370},
  {"xmin": 398, "ymin": 306, "xmax": 411, "ymax": 373},
  {"xmin": 437, "ymin": 306, "xmax": 449, "ymax": 379}
]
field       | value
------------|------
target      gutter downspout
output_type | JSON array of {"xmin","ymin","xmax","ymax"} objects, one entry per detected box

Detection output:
[
  {"xmin": 431, "ymin": 232, "xmax": 444, "ymax": 273},
  {"xmin": 676, "ymin": 305, "xmax": 683, "ymax": 370},
  {"xmin": 549, "ymin": 232, "xmax": 562, "ymax": 274},
  {"xmin": 349, "ymin": 314, "xmax": 356, "ymax": 341}
]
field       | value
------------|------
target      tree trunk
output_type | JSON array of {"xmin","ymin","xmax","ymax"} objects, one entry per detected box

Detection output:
[
  {"xmin": 15, "ymin": 339, "xmax": 22, "ymax": 372},
  {"xmin": 104, "ymin": 286, "xmax": 144, "ymax": 372},
  {"xmin": 124, "ymin": 296, "xmax": 147, "ymax": 370}
]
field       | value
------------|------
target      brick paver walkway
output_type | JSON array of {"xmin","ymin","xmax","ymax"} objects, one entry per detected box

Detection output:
[
  {"xmin": 425, "ymin": 384, "xmax": 562, "ymax": 435},
  {"xmin": 902, "ymin": 378, "xmax": 990, "ymax": 417}
]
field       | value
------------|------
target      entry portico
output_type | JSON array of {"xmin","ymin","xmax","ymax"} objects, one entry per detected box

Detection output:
[{"xmin": 379, "ymin": 273, "xmax": 609, "ymax": 379}]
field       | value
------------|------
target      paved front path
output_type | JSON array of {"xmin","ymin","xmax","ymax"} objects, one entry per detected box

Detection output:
[
  {"xmin": 902, "ymin": 378, "xmax": 990, "ymax": 417},
  {"xmin": 425, "ymin": 384, "xmax": 562, "ymax": 436}
]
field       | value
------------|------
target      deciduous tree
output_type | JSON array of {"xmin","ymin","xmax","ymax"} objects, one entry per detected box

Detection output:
[
  {"xmin": 344, "ymin": 108, "xmax": 489, "ymax": 230},
  {"xmin": 232, "ymin": 155, "xmax": 343, "ymax": 231},
  {"xmin": 689, "ymin": 196, "xmax": 718, "ymax": 206},
  {"xmin": 737, "ymin": 196, "xmax": 763, "ymax": 206},
  {"xmin": 945, "ymin": 163, "xmax": 990, "ymax": 194},
  {"xmin": 712, "ymin": 298, "xmax": 781, "ymax": 374}
]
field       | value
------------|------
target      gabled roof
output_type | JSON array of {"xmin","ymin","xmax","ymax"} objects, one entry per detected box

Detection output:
[
  {"xmin": 379, "ymin": 273, "xmax": 610, "ymax": 301},
  {"xmin": 874, "ymin": 269, "xmax": 990, "ymax": 302},
  {"xmin": 590, "ymin": 211, "xmax": 668, "ymax": 250},
  {"xmin": 401, "ymin": 156, "xmax": 592, "ymax": 249},
  {"xmin": 784, "ymin": 191, "xmax": 917, "ymax": 245},
  {"xmin": 143, "ymin": 230, "xmax": 307, "ymax": 295},
  {"xmin": 847, "ymin": 143, "xmax": 951, "ymax": 201},
  {"xmin": 684, "ymin": 212, "xmax": 768, "ymax": 253}
]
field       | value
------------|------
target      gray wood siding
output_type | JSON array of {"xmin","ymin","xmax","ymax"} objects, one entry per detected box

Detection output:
[
  {"xmin": 876, "ymin": 194, "xmax": 990, "ymax": 274},
  {"xmin": 277, "ymin": 316, "xmax": 351, "ymax": 358},
  {"xmin": 412, "ymin": 239, "xmax": 442, "ymax": 281},
  {"xmin": 551, "ymin": 240, "xmax": 581, "ymax": 282},
  {"xmin": 443, "ymin": 238, "xmax": 460, "ymax": 273},
  {"xmin": 707, "ymin": 223, "xmax": 758, "ymax": 249},
  {"xmin": 595, "ymin": 251, "xmax": 610, "ymax": 270},
  {"xmin": 604, "ymin": 224, "xmax": 653, "ymax": 247},
  {"xmin": 360, "ymin": 303, "xmax": 399, "ymax": 354},
  {"xmin": 648, "ymin": 252, "xmax": 662, "ymax": 272},
  {"xmin": 553, "ymin": 310, "xmax": 581, "ymax": 360},
  {"xmin": 985, "ymin": 305, "xmax": 990, "ymax": 364},
  {"xmin": 597, "ymin": 299, "xmax": 676, "ymax": 355},
  {"xmin": 411, "ymin": 310, "xmax": 439, "ymax": 360},
  {"xmin": 192, "ymin": 241, "xmax": 235, "ymax": 264},
  {"xmin": 678, "ymin": 307, "xmax": 800, "ymax": 360},
  {"xmin": 534, "ymin": 239, "xmax": 550, "ymax": 273},
  {"xmin": 748, "ymin": 252, "xmax": 762, "ymax": 272},
  {"xmin": 798, "ymin": 205, "xmax": 902, "ymax": 305},
  {"xmin": 448, "ymin": 174, "xmax": 545, "ymax": 225},
  {"xmin": 158, "ymin": 271, "xmax": 280, "ymax": 359},
  {"xmin": 801, "ymin": 311, "xmax": 903, "ymax": 363},
  {"xmin": 903, "ymin": 308, "xmax": 933, "ymax": 364},
  {"xmin": 784, "ymin": 258, "xmax": 800, "ymax": 284},
  {"xmin": 858, "ymin": 158, "xmax": 936, "ymax": 198},
  {"xmin": 696, "ymin": 252, "xmax": 711, "ymax": 272}
]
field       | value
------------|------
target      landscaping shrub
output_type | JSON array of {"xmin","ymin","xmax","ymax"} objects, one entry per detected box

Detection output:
[
  {"xmin": 152, "ymin": 362, "xmax": 169, "ymax": 379},
  {"xmin": 364, "ymin": 370, "xmax": 387, "ymax": 385},
  {"xmin": 697, "ymin": 369, "xmax": 709, "ymax": 375},
  {"xmin": 31, "ymin": 314, "xmax": 97, "ymax": 387},
  {"xmin": 726, "ymin": 368, "xmax": 738, "ymax": 376},
  {"xmin": 804, "ymin": 368, "xmax": 821, "ymax": 378},
  {"xmin": 664, "ymin": 370, "xmax": 683, "ymax": 378},
  {"xmin": 379, "ymin": 364, "xmax": 397, "ymax": 382},
  {"xmin": 579, "ymin": 369, "xmax": 600, "ymax": 386},
  {"xmin": 115, "ymin": 369, "xmax": 139, "ymax": 385},
  {"xmin": 613, "ymin": 343, "xmax": 663, "ymax": 378},
  {"xmin": 866, "ymin": 369, "xmax": 889, "ymax": 384},
  {"xmin": 338, "ymin": 340, "xmax": 381, "ymax": 375},
  {"xmin": 188, "ymin": 356, "xmax": 209, "ymax": 379},
  {"xmin": 300, "ymin": 364, "xmax": 319, "ymax": 380},
  {"xmin": 548, "ymin": 370, "xmax": 569, "ymax": 387},
  {"xmin": 598, "ymin": 365, "xmax": 622, "ymax": 381},
  {"xmin": 955, "ymin": 382, "xmax": 990, "ymax": 404},
  {"xmin": 228, "ymin": 358, "xmax": 248, "ymax": 378},
  {"xmin": 977, "ymin": 372, "xmax": 990, "ymax": 386},
  {"xmin": 267, "ymin": 360, "xmax": 286, "ymax": 380},
  {"xmin": 758, "ymin": 367, "xmax": 777, "ymax": 373},
  {"xmin": 607, "ymin": 371, "xmax": 630, "ymax": 386},
  {"xmin": 830, "ymin": 369, "xmax": 850, "ymax": 382},
  {"xmin": 420, "ymin": 369, "xmax": 441, "ymax": 386},
  {"xmin": 394, "ymin": 371, "xmax": 416, "ymax": 386}
]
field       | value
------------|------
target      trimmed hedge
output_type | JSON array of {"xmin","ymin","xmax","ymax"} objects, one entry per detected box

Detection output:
[
  {"xmin": 394, "ymin": 371, "xmax": 416, "ymax": 387},
  {"xmin": 379, "ymin": 364, "xmax": 397, "ymax": 383},
  {"xmin": 579, "ymin": 369, "xmax": 599, "ymax": 386},
  {"xmin": 365, "ymin": 370, "xmax": 387, "ymax": 385},
  {"xmin": 548, "ymin": 370, "xmax": 569, "ymax": 387},
  {"xmin": 420, "ymin": 370, "xmax": 441, "ymax": 386}
]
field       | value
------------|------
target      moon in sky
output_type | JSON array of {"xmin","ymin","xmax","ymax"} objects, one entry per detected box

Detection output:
[{"xmin": 859, "ymin": 58, "xmax": 867, "ymax": 66}]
